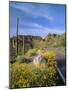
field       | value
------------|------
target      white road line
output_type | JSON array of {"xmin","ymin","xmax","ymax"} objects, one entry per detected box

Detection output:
[{"xmin": 56, "ymin": 65, "xmax": 65, "ymax": 84}]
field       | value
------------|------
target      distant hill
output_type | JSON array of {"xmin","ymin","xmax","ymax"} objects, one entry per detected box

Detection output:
[
  {"xmin": 44, "ymin": 33, "xmax": 66, "ymax": 47},
  {"xmin": 10, "ymin": 33, "xmax": 66, "ymax": 55}
]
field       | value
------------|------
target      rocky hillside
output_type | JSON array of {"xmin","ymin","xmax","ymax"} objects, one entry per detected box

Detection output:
[{"xmin": 10, "ymin": 33, "xmax": 66, "ymax": 55}]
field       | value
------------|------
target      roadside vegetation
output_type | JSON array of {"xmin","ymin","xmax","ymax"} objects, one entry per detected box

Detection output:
[{"xmin": 10, "ymin": 33, "xmax": 65, "ymax": 88}]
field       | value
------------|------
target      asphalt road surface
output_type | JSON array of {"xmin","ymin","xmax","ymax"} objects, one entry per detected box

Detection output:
[{"xmin": 56, "ymin": 51, "xmax": 66, "ymax": 81}]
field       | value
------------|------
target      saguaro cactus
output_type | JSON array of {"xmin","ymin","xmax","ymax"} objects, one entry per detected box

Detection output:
[{"xmin": 16, "ymin": 17, "xmax": 19, "ymax": 56}]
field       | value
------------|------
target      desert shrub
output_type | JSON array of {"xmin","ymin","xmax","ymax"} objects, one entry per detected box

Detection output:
[
  {"xmin": 37, "ymin": 49, "xmax": 45, "ymax": 56},
  {"xmin": 10, "ymin": 62, "xmax": 58, "ymax": 88},
  {"xmin": 43, "ymin": 51, "xmax": 56, "ymax": 59},
  {"xmin": 17, "ymin": 55, "xmax": 31, "ymax": 63},
  {"xmin": 10, "ymin": 46, "xmax": 17, "ymax": 63},
  {"xmin": 39, "ymin": 51, "xmax": 56, "ymax": 67},
  {"xmin": 10, "ymin": 63, "xmax": 32, "ymax": 88},
  {"xmin": 16, "ymin": 48, "xmax": 38, "ymax": 64},
  {"xmin": 17, "ymin": 56, "xmax": 26, "ymax": 63},
  {"xmin": 25, "ymin": 48, "xmax": 38, "ymax": 58}
]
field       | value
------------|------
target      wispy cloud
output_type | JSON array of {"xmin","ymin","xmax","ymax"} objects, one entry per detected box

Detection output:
[
  {"xmin": 20, "ymin": 21, "xmax": 44, "ymax": 29},
  {"xmin": 10, "ymin": 2, "xmax": 65, "ymax": 37},
  {"xmin": 10, "ymin": 2, "xmax": 53, "ymax": 21}
]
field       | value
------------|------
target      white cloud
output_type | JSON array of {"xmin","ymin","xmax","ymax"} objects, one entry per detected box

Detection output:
[
  {"xmin": 10, "ymin": 2, "xmax": 65, "ymax": 38},
  {"xmin": 10, "ymin": 2, "xmax": 54, "ymax": 21},
  {"xmin": 21, "ymin": 21, "xmax": 43, "ymax": 28}
]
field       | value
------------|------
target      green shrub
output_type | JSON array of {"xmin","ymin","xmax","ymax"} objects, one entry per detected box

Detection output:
[
  {"xmin": 25, "ymin": 48, "xmax": 38, "ymax": 58},
  {"xmin": 17, "ymin": 55, "xmax": 31, "ymax": 63},
  {"xmin": 10, "ymin": 46, "xmax": 17, "ymax": 63}
]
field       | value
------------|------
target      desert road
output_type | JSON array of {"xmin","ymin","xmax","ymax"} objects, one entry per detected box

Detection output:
[
  {"xmin": 44, "ymin": 48, "xmax": 66, "ymax": 83},
  {"xmin": 56, "ymin": 51, "xmax": 66, "ymax": 83}
]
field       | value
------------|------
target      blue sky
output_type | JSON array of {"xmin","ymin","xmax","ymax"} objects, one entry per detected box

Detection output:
[{"xmin": 9, "ymin": 2, "xmax": 66, "ymax": 38}]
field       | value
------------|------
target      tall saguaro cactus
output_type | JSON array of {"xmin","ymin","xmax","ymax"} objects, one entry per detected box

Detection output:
[
  {"xmin": 16, "ymin": 17, "xmax": 25, "ymax": 55},
  {"xmin": 17, "ymin": 17, "xmax": 19, "ymax": 56}
]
